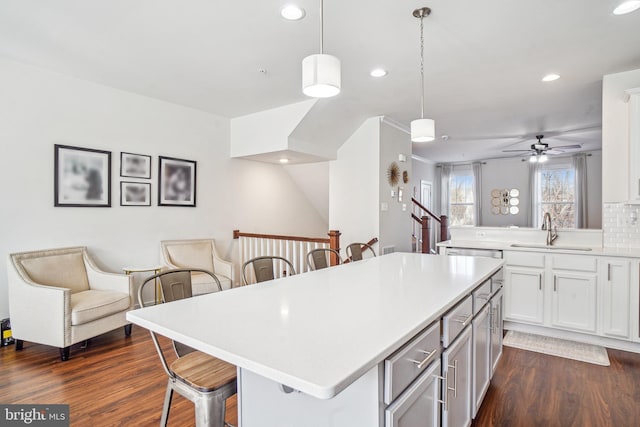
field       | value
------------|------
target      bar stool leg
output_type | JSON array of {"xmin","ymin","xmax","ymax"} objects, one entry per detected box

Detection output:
[{"xmin": 160, "ymin": 382, "xmax": 174, "ymax": 427}]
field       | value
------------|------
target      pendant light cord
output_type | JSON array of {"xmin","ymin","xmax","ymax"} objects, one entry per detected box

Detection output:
[
  {"xmin": 419, "ymin": 14, "xmax": 425, "ymax": 119},
  {"xmin": 320, "ymin": 0, "xmax": 324, "ymax": 54}
]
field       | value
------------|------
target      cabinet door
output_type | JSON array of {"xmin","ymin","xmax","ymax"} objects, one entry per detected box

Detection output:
[
  {"xmin": 385, "ymin": 359, "xmax": 441, "ymax": 427},
  {"xmin": 629, "ymin": 92, "xmax": 640, "ymax": 200},
  {"xmin": 472, "ymin": 305, "xmax": 490, "ymax": 418},
  {"xmin": 551, "ymin": 271, "xmax": 597, "ymax": 333},
  {"xmin": 504, "ymin": 267, "xmax": 544, "ymax": 324},
  {"xmin": 601, "ymin": 259, "xmax": 631, "ymax": 338},
  {"xmin": 490, "ymin": 290, "xmax": 504, "ymax": 376},
  {"xmin": 442, "ymin": 327, "xmax": 472, "ymax": 427}
]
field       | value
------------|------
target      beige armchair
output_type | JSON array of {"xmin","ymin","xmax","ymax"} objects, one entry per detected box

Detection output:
[
  {"xmin": 7, "ymin": 246, "xmax": 134, "ymax": 361},
  {"xmin": 160, "ymin": 239, "xmax": 234, "ymax": 293}
]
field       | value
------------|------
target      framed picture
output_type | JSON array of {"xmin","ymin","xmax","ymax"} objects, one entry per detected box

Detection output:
[
  {"xmin": 120, "ymin": 181, "xmax": 151, "ymax": 206},
  {"xmin": 54, "ymin": 144, "xmax": 111, "ymax": 207},
  {"xmin": 158, "ymin": 156, "xmax": 196, "ymax": 207},
  {"xmin": 120, "ymin": 152, "xmax": 151, "ymax": 179}
]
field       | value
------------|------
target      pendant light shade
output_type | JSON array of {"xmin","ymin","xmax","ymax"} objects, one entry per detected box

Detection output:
[
  {"xmin": 411, "ymin": 7, "xmax": 435, "ymax": 143},
  {"xmin": 410, "ymin": 118, "xmax": 435, "ymax": 142},
  {"xmin": 303, "ymin": 0, "xmax": 340, "ymax": 98},
  {"xmin": 302, "ymin": 53, "xmax": 341, "ymax": 98}
]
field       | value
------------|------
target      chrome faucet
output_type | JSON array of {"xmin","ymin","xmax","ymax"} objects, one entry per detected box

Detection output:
[{"xmin": 541, "ymin": 212, "xmax": 558, "ymax": 246}]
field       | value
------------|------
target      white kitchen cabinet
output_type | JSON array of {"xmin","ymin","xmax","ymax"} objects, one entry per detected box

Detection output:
[
  {"xmin": 472, "ymin": 304, "xmax": 490, "ymax": 418},
  {"xmin": 504, "ymin": 266, "xmax": 544, "ymax": 324},
  {"xmin": 385, "ymin": 359, "xmax": 441, "ymax": 427},
  {"xmin": 600, "ymin": 258, "xmax": 631, "ymax": 338},
  {"xmin": 550, "ymin": 271, "xmax": 597, "ymax": 333},
  {"xmin": 490, "ymin": 289, "xmax": 503, "ymax": 375},
  {"xmin": 442, "ymin": 326, "xmax": 472, "ymax": 427},
  {"xmin": 628, "ymin": 89, "xmax": 640, "ymax": 201}
]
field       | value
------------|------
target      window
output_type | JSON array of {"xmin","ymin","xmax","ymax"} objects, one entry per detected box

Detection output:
[
  {"xmin": 449, "ymin": 169, "xmax": 475, "ymax": 226},
  {"xmin": 537, "ymin": 164, "xmax": 576, "ymax": 228}
]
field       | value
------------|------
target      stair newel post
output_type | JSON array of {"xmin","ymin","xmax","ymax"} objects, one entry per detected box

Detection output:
[
  {"xmin": 328, "ymin": 230, "xmax": 341, "ymax": 266},
  {"xmin": 421, "ymin": 216, "xmax": 430, "ymax": 254},
  {"xmin": 440, "ymin": 215, "xmax": 448, "ymax": 242}
]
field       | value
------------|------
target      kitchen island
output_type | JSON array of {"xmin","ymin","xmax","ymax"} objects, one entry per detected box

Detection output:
[{"xmin": 127, "ymin": 252, "xmax": 503, "ymax": 426}]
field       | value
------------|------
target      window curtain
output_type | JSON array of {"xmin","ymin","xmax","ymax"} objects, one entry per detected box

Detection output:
[
  {"xmin": 440, "ymin": 164, "xmax": 452, "ymax": 218},
  {"xmin": 528, "ymin": 161, "xmax": 541, "ymax": 227},
  {"xmin": 573, "ymin": 153, "xmax": 588, "ymax": 228},
  {"xmin": 472, "ymin": 162, "xmax": 482, "ymax": 226}
]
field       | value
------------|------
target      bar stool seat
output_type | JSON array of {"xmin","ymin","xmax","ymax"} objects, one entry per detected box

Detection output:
[{"xmin": 172, "ymin": 351, "xmax": 237, "ymax": 392}]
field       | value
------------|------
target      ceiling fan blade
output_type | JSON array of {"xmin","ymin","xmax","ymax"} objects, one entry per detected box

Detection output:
[
  {"xmin": 548, "ymin": 144, "xmax": 582, "ymax": 150},
  {"xmin": 546, "ymin": 149, "xmax": 564, "ymax": 155},
  {"xmin": 502, "ymin": 149, "xmax": 532, "ymax": 152}
]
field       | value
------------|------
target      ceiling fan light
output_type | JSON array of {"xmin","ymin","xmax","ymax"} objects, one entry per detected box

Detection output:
[
  {"xmin": 529, "ymin": 155, "xmax": 537, "ymax": 163},
  {"xmin": 411, "ymin": 118, "xmax": 435, "ymax": 142},
  {"xmin": 302, "ymin": 54, "xmax": 341, "ymax": 98},
  {"xmin": 538, "ymin": 154, "xmax": 548, "ymax": 163}
]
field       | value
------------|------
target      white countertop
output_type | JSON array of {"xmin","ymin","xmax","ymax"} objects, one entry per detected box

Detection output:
[
  {"xmin": 127, "ymin": 252, "xmax": 502, "ymax": 399},
  {"xmin": 438, "ymin": 239, "xmax": 640, "ymax": 257}
]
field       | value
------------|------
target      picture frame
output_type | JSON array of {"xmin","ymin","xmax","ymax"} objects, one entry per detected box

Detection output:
[
  {"xmin": 120, "ymin": 181, "xmax": 151, "ymax": 206},
  {"xmin": 120, "ymin": 152, "xmax": 151, "ymax": 179},
  {"xmin": 54, "ymin": 144, "xmax": 111, "ymax": 207},
  {"xmin": 158, "ymin": 156, "xmax": 197, "ymax": 207}
]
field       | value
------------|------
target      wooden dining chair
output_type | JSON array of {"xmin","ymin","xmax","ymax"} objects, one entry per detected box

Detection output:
[
  {"xmin": 306, "ymin": 248, "xmax": 342, "ymax": 271},
  {"xmin": 241, "ymin": 256, "xmax": 296, "ymax": 285},
  {"xmin": 346, "ymin": 242, "xmax": 377, "ymax": 262},
  {"xmin": 138, "ymin": 269, "xmax": 236, "ymax": 427}
]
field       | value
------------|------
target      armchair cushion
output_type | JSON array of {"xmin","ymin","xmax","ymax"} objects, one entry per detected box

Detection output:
[
  {"xmin": 165, "ymin": 242, "xmax": 214, "ymax": 272},
  {"xmin": 191, "ymin": 271, "xmax": 231, "ymax": 294},
  {"xmin": 70, "ymin": 290, "xmax": 130, "ymax": 326},
  {"xmin": 20, "ymin": 252, "xmax": 89, "ymax": 294}
]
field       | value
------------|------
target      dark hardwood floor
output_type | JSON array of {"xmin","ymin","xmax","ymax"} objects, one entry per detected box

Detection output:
[
  {"xmin": 2, "ymin": 326, "xmax": 640, "ymax": 426},
  {"xmin": 473, "ymin": 344, "xmax": 640, "ymax": 427}
]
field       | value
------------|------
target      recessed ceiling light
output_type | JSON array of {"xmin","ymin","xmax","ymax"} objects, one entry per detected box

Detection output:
[
  {"xmin": 370, "ymin": 68, "xmax": 387, "ymax": 77},
  {"xmin": 542, "ymin": 73, "xmax": 560, "ymax": 82},
  {"xmin": 613, "ymin": 1, "xmax": 640, "ymax": 15},
  {"xmin": 281, "ymin": 5, "xmax": 305, "ymax": 20},
  {"xmin": 279, "ymin": 158, "xmax": 289, "ymax": 164}
]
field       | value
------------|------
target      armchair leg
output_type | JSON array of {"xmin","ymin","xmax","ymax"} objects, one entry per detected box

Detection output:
[
  {"xmin": 124, "ymin": 324, "xmax": 132, "ymax": 336},
  {"xmin": 59, "ymin": 347, "xmax": 70, "ymax": 361},
  {"xmin": 15, "ymin": 339, "xmax": 23, "ymax": 351}
]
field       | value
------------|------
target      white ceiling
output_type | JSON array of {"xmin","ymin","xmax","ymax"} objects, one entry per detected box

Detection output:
[{"xmin": 1, "ymin": 0, "xmax": 639, "ymax": 162}]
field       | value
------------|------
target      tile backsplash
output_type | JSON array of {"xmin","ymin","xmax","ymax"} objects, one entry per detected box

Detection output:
[{"xmin": 603, "ymin": 203, "xmax": 640, "ymax": 248}]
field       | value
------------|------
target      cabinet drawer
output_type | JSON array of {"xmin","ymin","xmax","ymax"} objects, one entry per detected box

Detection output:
[
  {"xmin": 442, "ymin": 295, "xmax": 473, "ymax": 348},
  {"xmin": 551, "ymin": 254, "xmax": 597, "ymax": 272},
  {"xmin": 472, "ymin": 280, "xmax": 492, "ymax": 314},
  {"xmin": 505, "ymin": 251, "xmax": 545, "ymax": 268},
  {"xmin": 384, "ymin": 320, "xmax": 441, "ymax": 405}
]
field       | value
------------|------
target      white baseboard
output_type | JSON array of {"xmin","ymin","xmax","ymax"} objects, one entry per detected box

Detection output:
[{"xmin": 504, "ymin": 321, "xmax": 640, "ymax": 354}]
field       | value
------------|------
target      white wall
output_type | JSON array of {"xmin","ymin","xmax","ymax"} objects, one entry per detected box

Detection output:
[
  {"xmin": 0, "ymin": 58, "xmax": 328, "ymax": 318},
  {"xmin": 329, "ymin": 118, "xmax": 380, "ymax": 254},
  {"xmin": 479, "ymin": 153, "xmax": 602, "ymax": 228},
  {"xmin": 378, "ymin": 123, "xmax": 413, "ymax": 253},
  {"xmin": 602, "ymin": 68, "xmax": 640, "ymax": 202}
]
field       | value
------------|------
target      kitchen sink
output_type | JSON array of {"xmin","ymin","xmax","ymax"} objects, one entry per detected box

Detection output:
[{"xmin": 510, "ymin": 243, "xmax": 592, "ymax": 251}]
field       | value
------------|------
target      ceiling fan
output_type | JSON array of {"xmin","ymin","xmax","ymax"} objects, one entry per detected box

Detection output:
[{"xmin": 502, "ymin": 134, "xmax": 581, "ymax": 161}]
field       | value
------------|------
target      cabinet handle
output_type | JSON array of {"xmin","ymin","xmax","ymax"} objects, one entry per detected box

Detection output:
[
  {"xmin": 409, "ymin": 348, "xmax": 438, "ymax": 370},
  {"xmin": 554, "ymin": 275, "xmax": 557, "ymax": 292},
  {"xmin": 452, "ymin": 313, "xmax": 473, "ymax": 327},
  {"xmin": 448, "ymin": 359, "xmax": 458, "ymax": 399},
  {"xmin": 489, "ymin": 308, "xmax": 495, "ymax": 333},
  {"xmin": 608, "ymin": 263, "xmax": 611, "ymax": 281},
  {"xmin": 435, "ymin": 372, "xmax": 448, "ymax": 410}
]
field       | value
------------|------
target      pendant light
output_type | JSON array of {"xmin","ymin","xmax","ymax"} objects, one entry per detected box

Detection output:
[
  {"xmin": 302, "ymin": 0, "xmax": 341, "ymax": 98},
  {"xmin": 410, "ymin": 7, "xmax": 435, "ymax": 142}
]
